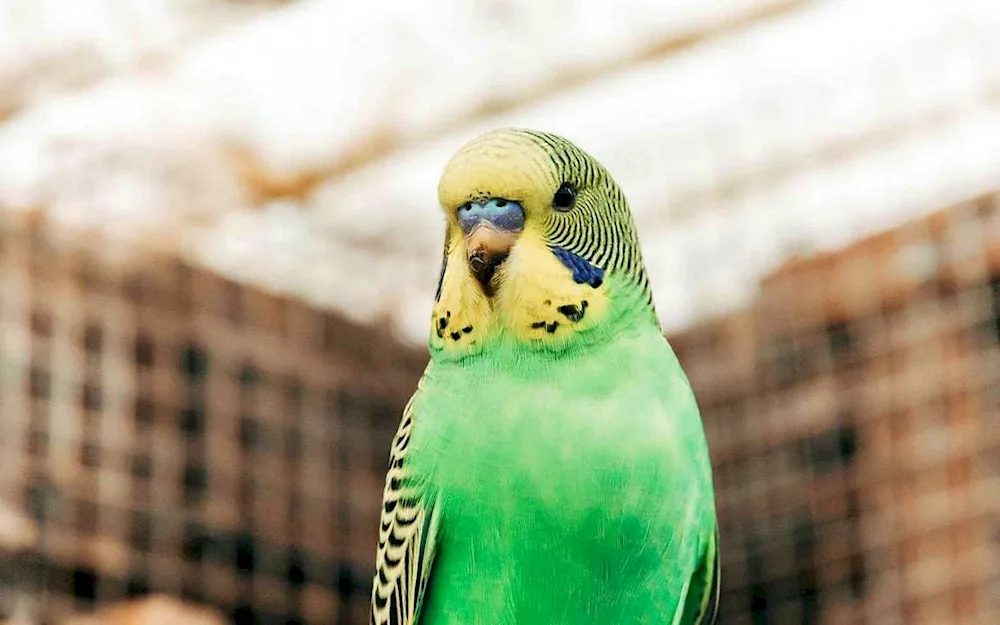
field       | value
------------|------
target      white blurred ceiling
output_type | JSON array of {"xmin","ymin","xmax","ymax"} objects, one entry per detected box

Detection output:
[{"xmin": 0, "ymin": 0, "xmax": 998, "ymax": 344}]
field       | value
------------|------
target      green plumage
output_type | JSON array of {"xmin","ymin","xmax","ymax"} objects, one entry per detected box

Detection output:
[{"xmin": 372, "ymin": 129, "xmax": 718, "ymax": 624}]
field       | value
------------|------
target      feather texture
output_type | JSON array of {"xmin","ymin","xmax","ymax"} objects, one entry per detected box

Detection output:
[
  {"xmin": 371, "ymin": 396, "xmax": 440, "ymax": 625},
  {"xmin": 371, "ymin": 129, "xmax": 717, "ymax": 624},
  {"xmin": 680, "ymin": 527, "xmax": 721, "ymax": 625}
]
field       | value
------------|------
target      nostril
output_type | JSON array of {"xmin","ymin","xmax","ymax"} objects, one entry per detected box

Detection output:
[{"xmin": 494, "ymin": 199, "xmax": 507, "ymax": 208}]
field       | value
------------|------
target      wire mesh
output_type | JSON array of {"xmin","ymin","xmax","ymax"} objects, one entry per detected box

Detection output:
[
  {"xmin": 671, "ymin": 193, "xmax": 1000, "ymax": 624},
  {"xmin": 0, "ymin": 218, "xmax": 424, "ymax": 624}
]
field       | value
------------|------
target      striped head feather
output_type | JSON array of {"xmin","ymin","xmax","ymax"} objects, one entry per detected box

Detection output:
[{"xmin": 431, "ymin": 128, "xmax": 657, "ymax": 357}]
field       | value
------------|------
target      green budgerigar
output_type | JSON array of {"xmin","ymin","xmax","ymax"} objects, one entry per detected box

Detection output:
[{"xmin": 371, "ymin": 129, "xmax": 719, "ymax": 624}]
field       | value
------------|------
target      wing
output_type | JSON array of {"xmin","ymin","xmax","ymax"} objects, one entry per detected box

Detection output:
[
  {"xmin": 678, "ymin": 525, "xmax": 721, "ymax": 625},
  {"xmin": 371, "ymin": 396, "xmax": 441, "ymax": 625}
]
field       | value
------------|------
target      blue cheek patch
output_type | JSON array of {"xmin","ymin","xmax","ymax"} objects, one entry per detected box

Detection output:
[{"xmin": 551, "ymin": 247, "xmax": 605, "ymax": 288}]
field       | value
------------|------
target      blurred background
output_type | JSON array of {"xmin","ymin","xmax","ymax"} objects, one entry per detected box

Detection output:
[{"xmin": 0, "ymin": 0, "xmax": 997, "ymax": 623}]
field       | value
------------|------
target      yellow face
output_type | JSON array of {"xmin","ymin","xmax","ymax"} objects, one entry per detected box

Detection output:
[
  {"xmin": 430, "ymin": 129, "xmax": 614, "ymax": 356},
  {"xmin": 438, "ymin": 130, "xmax": 564, "ymax": 232}
]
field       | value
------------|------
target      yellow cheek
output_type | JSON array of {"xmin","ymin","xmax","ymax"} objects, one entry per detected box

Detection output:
[
  {"xmin": 497, "ymin": 229, "xmax": 609, "ymax": 346},
  {"xmin": 429, "ymin": 240, "xmax": 494, "ymax": 354}
]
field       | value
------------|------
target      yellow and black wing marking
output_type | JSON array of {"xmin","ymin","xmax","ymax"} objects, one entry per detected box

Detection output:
[{"xmin": 371, "ymin": 397, "xmax": 441, "ymax": 625}]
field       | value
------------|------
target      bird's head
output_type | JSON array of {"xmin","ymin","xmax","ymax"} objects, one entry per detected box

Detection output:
[{"xmin": 431, "ymin": 128, "xmax": 657, "ymax": 357}]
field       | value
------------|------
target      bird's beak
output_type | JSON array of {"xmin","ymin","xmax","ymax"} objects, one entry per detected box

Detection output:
[
  {"xmin": 466, "ymin": 224, "xmax": 518, "ymax": 277},
  {"xmin": 456, "ymin": 199, "xmax": 525, "ymax": 293}
]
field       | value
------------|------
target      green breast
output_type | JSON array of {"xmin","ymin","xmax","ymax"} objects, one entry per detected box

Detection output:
[{"xmin": 410, "ymin": 327, "xmax": 716, "ymax": 624}]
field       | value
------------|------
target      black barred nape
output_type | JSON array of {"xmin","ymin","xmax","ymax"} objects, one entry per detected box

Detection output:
[{"xmin": 511, "ymin": 129, "xmax": 656, "ymax": 310}]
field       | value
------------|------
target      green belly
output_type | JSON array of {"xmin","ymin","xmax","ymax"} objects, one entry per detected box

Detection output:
[{"xmin": 410, "ymin": 332, "xmax": 713, "ymax": 624}]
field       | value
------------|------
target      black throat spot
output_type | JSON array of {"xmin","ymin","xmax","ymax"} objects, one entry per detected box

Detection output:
[{"xmin": 469, "ymin": 250, "xmax": 508, "ymax": 298}]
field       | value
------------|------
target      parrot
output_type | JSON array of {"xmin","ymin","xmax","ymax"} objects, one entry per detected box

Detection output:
[{"xmin": 370, "ymin": 128, "xmax": 719, "ymax": 624}]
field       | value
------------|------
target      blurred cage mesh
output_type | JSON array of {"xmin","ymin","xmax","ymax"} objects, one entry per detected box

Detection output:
[
  {"xmin": 0, "ymin": 192, "xmax": 997, "ymax": 624},
  {"xmin": 0, "ymin": 138, "xmax": 998, "ymax": 625},
  {"xmin": 1, "ymin": 0, "xmax": 999, "ymax": 622},
  {"xmin": 0, "ymin": 215, "xmax": 425, "ymax": 624},
  {"xmin": 672, "ymin": 194, "xmax": 1000, "ymax": 624}
]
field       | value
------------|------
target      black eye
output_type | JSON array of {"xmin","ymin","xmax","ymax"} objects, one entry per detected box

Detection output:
[{"xmin": 552, "ymin": 183, "xmax": 576, "ymax": 212}]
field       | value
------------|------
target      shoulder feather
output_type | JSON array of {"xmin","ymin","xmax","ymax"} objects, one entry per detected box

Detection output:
[{"xmin": 371, "ymin": 396, "xmax": 441, "ymax": 625}]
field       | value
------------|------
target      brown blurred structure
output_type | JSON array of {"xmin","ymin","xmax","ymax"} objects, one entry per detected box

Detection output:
[
  {"xmin": 0, "ymin": 2, "xmax": 997, "ymax": 624},
  {"xmin": 1, "ymin": 190, "xmax": 997, "ymax": 625},
  {"xmin": 62, "ymin": 595, "xmax": 226, "ymax": 625},
  {"xmin": 0, "ymin": 215, "xmax": 425, "ymax": 624},
  {"xmin": 673, "ymin": 192, "xmax": 1000, "ymax": 624}
]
